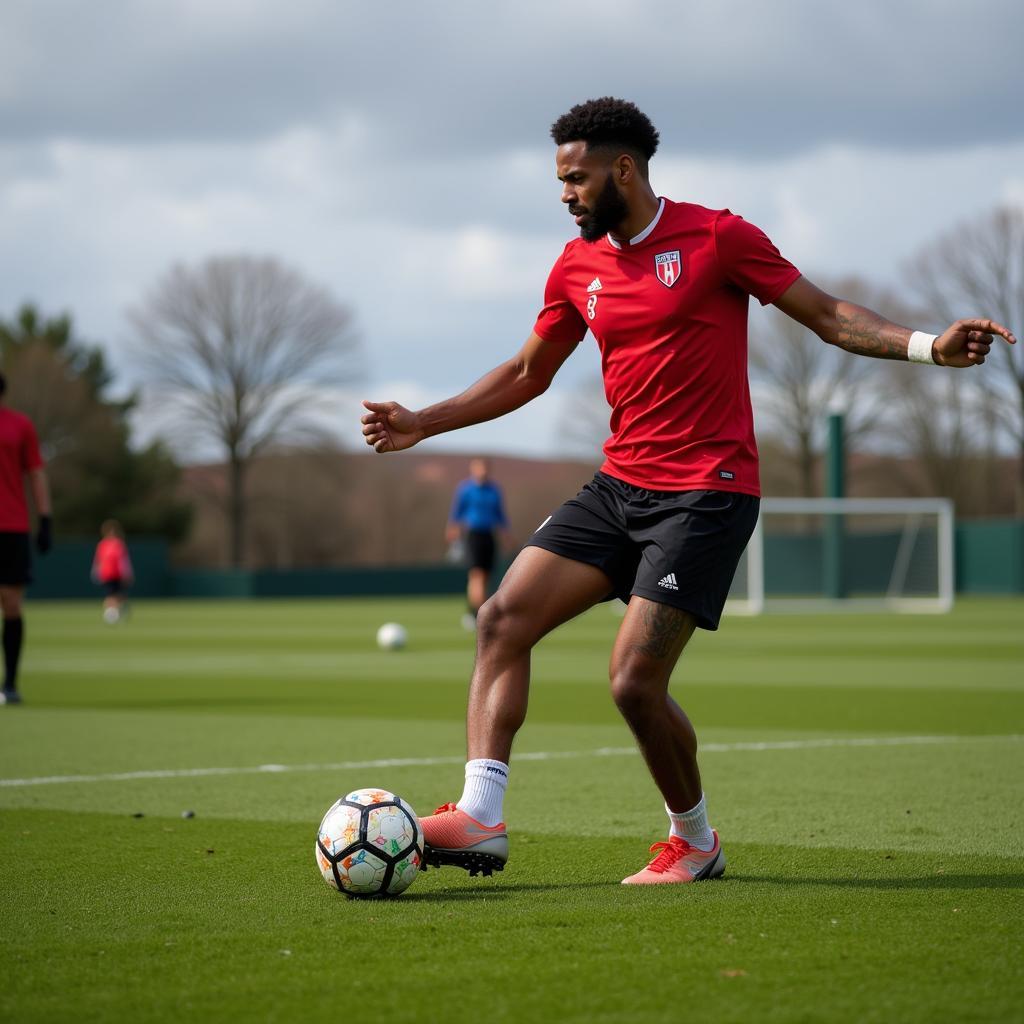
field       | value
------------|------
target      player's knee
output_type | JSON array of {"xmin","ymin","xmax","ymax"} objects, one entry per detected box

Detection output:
[
  {"xmin": 609, "ymin": 654, "xmax": 670, "ymax": 719},
  {"xmin": 476, "ymin": 593, "xmax": 532, "ymax": 651},
  {"xmin": 609, "ymin": 667, "xmax": 650, "ymax": 719}
]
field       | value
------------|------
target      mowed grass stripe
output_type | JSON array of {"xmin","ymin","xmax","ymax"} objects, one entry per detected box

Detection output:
[
  {"xmin": 2, "ymin": 809, "xmax": 1021, "ymax": 1024},
  {"xmin": 2, "ymin": 733, "xmax": 1021, "ymax": 788}
]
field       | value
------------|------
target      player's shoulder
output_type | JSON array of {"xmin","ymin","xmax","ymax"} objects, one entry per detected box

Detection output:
[
  {"xmin": 558, "ymin": 236, "xmax": 599, "ymax": 265},
  {"xmin": 662, "ymin": 198, "xmax": 737, "ymax": 230},
  {"xmin": 0, "ymin": 406, "xmax": 35, "ymax": 432}
]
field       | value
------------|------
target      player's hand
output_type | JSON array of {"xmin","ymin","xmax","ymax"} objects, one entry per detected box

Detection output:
[
  {"xmin": 36, "ymin": 515, "xmax": 53, "ymax": 555},
  {"xmin": 360, "ymin": 400, "xmax": 425, "ymax": 453},
  {"xmin": 933, "ymin": 318, "xmax": 1016, "ymax": 368}
]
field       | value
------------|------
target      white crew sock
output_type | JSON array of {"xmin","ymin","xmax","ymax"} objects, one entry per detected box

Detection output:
[
  {"xmin": 456, "ymin": 759, "xmax": 509, "ymax": 827},
  {"xmin": 666, "ymin": 793, "xmax": 715, "ymax": 852}
]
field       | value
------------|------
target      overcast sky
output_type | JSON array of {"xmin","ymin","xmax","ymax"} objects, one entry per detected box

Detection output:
[{"xmin": 2, "ymin": 0, "xmax": 1022, "ymax": 459}]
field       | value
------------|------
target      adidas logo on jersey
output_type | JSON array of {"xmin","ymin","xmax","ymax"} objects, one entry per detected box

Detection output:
[
  {"xmin": 587, "ymin": 277, "xmax": 603, "ymax": 293},
  {"xmin": 657, "ymin": 573, "xmax": 679, "ymax": 591}
]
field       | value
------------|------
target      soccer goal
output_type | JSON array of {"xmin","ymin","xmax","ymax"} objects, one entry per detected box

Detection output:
[{"xmin": 727, "ymin": 497, "xmax": 955, "ymax": 615}]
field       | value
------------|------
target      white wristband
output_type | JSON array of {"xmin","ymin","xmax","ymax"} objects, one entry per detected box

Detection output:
[{"xmin": 907, "ymin": 331, "xmax": 937, "ymax": 364}]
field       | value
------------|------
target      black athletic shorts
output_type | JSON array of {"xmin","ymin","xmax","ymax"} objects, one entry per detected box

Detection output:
[
  {"xmin": 465, "ymin": 529, "xmax": 497, "ymax": 573},
  {"xmin": 103, "ymin": 578, "xmax": 125, "ymax": 596},
  {"xmin": 525, "ymin": 472, "xmax": 759, "ymax": 631},
  {"xmin": 0, "ymin": 531, "xmax": 32, "ymax": 586}
]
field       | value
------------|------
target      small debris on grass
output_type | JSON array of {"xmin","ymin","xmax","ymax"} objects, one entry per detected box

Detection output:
[
  {"xmin": 719, "ymin": 968, "xmax": 747, "ymax": 978},
  {"xmin": 205, "ymin": 848, "xmax": 215, "ymax": 855},
  {"xmin": 131, "ymin": 812, "xmax": 144, "ymax": 818},
  {"xmin": 279, "ymin": 949, "xmax": 292, "ymax": 957},
  {"xmin": 182, "ymin": 810, "xmax": 196, "ymax": 819}
]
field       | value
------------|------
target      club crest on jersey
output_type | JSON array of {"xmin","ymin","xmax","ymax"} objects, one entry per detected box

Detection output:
[{"xmin": 655, "ymin": 250, "xmax": 682, "ymax": 288}]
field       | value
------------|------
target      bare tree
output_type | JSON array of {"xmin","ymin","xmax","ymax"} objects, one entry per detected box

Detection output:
[
  {"xmin": 749, "ymin": 277, "xmax": 911, "ymax": 496},
  {"xmin": 130, "ymin": 256, "xmax": 359, "ymax": 566},
  {"xmin": 906, "ymin": 205, "xmax": 1024, "ymax": 511}
]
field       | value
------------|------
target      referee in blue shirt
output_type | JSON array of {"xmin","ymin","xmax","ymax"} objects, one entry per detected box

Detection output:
[{"xmin": 447, "ymin": 458, "xmax": 508, "ymax": 629}]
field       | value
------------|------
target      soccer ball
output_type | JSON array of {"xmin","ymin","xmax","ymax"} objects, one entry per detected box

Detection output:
[
  {"xmin": 315, "ymin": 788, "xmax": 423, "ymax": 898},
  {"xmin": 376, "ymin": 622, "xmax": 408, "ymax": 650}
]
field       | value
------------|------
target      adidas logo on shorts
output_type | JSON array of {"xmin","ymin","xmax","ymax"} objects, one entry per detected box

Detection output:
[{"xmin": 657, "ymin": 573, "xmax": 679, "ymax": 591}]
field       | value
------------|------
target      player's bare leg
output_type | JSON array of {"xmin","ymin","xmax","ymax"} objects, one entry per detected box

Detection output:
[
  {"xmin": 609, "ymin": 597, "xmax": 700, "ymax": 809},
  {"xmin": 466, "ymin": 567, "xmax": 488, "ymax": 615},
  {"xmin": 610, "ymin": 597, "xmax": 725, "ymax": 884},
  {"xmin": 420, "ymin": 546, "xmax": 612, "ymax": 874},
  {"xmin": 467, "ymin": 546, "xmax": 612, "ymax": 763}
]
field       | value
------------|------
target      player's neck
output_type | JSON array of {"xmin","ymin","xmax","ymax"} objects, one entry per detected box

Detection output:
[{"xmin": 608, "ymin": 190, "xmax": 661, "ymax": 246}]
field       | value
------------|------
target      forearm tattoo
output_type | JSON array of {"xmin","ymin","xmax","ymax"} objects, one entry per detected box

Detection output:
[
  {"xmin": 835, "ymin": 308, "xmax": 907, "ymax": 360},
  {"xmin": 631, "ymin": 601, "xmax": 693, "ymax": 661}
]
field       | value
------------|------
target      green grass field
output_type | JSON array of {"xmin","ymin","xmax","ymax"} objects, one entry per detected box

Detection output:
[{"xmin": 2, "ymin": 597, "xmax": 1022, "ymax": 1023}]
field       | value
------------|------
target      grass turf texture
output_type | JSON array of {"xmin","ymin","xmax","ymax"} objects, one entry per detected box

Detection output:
[{"xmin": 1, "ymin": 597, "xmax": 1022, "ymax": 1023}]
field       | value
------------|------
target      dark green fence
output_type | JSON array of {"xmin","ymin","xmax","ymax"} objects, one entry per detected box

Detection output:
[
  {"xmin": 956, "ymin": 519, "xmax": 1024, "ymax": 594},
  {"xmin": 27, "ymin": 519, "xmax": 1024, "ymax": 599},
  {"xmin": 29, "ymin": 539, "xmax": 171, "ymax": 599}
]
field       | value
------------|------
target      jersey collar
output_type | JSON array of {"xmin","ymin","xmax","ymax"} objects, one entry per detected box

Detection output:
[{"xmin": 606, "ymin": 198, "xmax": 665, "ymax": 250}]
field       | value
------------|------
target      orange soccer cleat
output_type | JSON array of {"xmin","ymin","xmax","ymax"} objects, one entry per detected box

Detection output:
[
  {"xmin": 419, "ymin": 802, "xmax": 508, "ymax": 876},
  {"xmin": 621, "ymin": 832, "xmax": 725, "ymax": 885}
]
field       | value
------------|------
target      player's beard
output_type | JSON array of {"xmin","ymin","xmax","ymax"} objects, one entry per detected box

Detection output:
[{"xmin": 577, "ymin": 172, "xmax": 630, "ymax": 242}]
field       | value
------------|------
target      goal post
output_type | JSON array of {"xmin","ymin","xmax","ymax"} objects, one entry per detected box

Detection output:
[{"xmin": 726, "ymin": 497, "xmax": 955, "ymax": 615}]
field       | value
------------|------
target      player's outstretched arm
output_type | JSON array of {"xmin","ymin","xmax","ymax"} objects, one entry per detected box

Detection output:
[
  {"xmin": 361, "ymin": 332, "xmax": 578, "ymax": 453},
  {"xmin": 774, "ymin": 277, "xmax": 1016, "ymax": 368}
]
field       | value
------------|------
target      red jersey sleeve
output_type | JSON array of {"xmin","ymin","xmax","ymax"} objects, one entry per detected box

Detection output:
[
  {"xmin": 532, "ymin": 248, "xmax": 588, "ymax": 344},
  {"xmin": 715, "ymin": 211, "xmax": 801, "ymax": 306},
  {"xmin": 21, "ymin": 418, "xmax": 43, "ymax": 471}
]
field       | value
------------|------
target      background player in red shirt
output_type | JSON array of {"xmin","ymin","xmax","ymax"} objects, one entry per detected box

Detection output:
[
  {"xmin": 92, "ymin": 520, "xmax": 134, "ymax": 625},
  {"xmin": 361, "ymin": 98, "xmax": 1016, "ymax": 884},
  {"xmin": 0, "ymin": 372, "xmax": 53, "ymax": 706}
]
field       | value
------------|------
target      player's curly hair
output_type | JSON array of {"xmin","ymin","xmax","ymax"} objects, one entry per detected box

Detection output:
[{"xmin": 550, "ymin": 97, "xmax": 660, "ymax": 163}]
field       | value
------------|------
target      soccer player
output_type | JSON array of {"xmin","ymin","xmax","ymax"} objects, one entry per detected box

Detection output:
[
  {"xmin": 92, "ymin": 520, "xmax": 134, "ymax": 624},
  {"xmin": 0, "ymin": 372, "xmax": 52, "ymax": 706},
  {"xmin": 446, "ymin": 457, "xmax": 509, "ymax": 630},
  {"xmin": 361, "ymin": 98, "xmax": 1015, "ymax": 884}
]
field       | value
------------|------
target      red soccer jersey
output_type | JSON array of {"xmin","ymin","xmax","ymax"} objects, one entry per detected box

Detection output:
[
  {"xmin": 533, "ymin": 198, "xmax": 801, "ymax": 494},
  {"xmin": 0, "ymin": 407, "xmax": 44, "ymax": 532},
  {"xmin": 93, "ymin": 537, "xmax": 133, "ymax": 583}
]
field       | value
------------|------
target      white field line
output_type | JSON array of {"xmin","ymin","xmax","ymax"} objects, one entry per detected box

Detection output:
[{"xmin": 1, "ymin": 734, "xmax": 1020, "ymax": 789}]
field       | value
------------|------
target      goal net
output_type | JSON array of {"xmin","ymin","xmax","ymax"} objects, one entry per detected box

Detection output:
[{"xmin": 727, "ymin": 498, "xmax": 954, "ymax": 615}]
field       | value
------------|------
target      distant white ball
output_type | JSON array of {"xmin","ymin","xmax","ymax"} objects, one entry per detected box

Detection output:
[{"xmin": 376, "ymin": 622, "xmax": 408, "ymax": 651}]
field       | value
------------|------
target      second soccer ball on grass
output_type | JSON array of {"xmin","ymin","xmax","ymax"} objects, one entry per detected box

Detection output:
[{"xmin": 376, "ymin": 622, "xmax": 408, "ymax": 650}]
